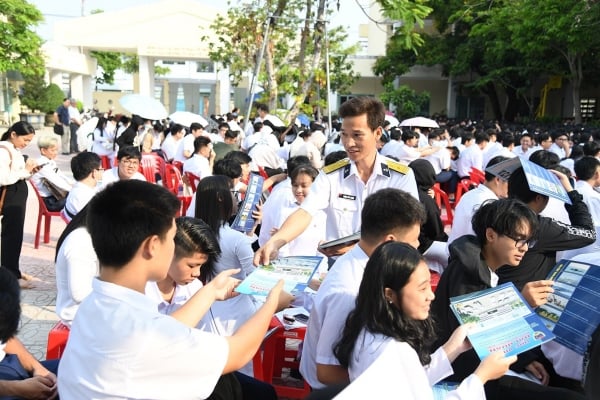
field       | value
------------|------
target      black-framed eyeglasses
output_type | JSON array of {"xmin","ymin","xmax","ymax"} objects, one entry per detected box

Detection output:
[{"xmin": 504, "ymin": 233, "xmax": 536, "ymax": 249}]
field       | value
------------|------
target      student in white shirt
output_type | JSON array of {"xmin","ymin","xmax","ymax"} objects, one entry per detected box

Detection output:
[
  {"xmin": 100, "ymin": 146, "xmax": 146, "ymax": 188},
  {"xmin": 299, "ymin": 189, "xmax": 425, "ymax": 389},
  {"xmin": 58, "ymin": 180, "xmax": 284, "ymax": 399},
  {"xmin": 332, "ymin": 242, "xmax": 514, "ymax": 399},
  {"xmin": 183, "ymin": 136, "xmax": 215, "ymax": 180},
  {"xmin": 63, "ymin": 151, "xmax": 102, "ymax": 222},
  {"xmin": 161, "ymin": 123, "xmax": 185, "ymax": 162},
  {"xmin": 145, "ymin": 216, "xmax": 277, "ymax": 400},
  {"xmin": 31, "ymin": 134, "xmax": 74, "ymax": 211},
  {"xmin": 55, "ymin": 205, "xmax": 98, "ymax": 326}
]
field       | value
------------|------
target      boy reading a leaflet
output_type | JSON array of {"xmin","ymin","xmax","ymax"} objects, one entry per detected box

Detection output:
[{"xmin": 57, "ymin": 180, "xmax": 283, "ymax": 399}]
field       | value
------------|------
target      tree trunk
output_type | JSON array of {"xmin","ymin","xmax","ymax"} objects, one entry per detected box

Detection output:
[
  {"xmin": 481, "ymin": 82, "xmax": 503, "ymax": 121},
  {"xmin": 570, "ymin": 53, "xmax": 583, "ymax": 124},
  {"xmin": 264, "ymin": 42, "xmax": 278, "ymax": 110},
  {"xmin": 503, "ymin": 86, "xmax": 520, "ymax": 122},
  {"xmin": 287, "ymin": 0, "xmax": 326, "ymax": 124}
]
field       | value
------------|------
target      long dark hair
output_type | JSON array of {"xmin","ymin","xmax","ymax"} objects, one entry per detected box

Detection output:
[
  {"xmin": 334, "ymin": 241, "xmax": 436, "ymax": 368},
  {"xmin": 1, "ymin": 121, "xmax": 35, "ymax": 141},
  {"xmin": 193, "ymin": 175, "xmax": 233, "ymax": 240}
]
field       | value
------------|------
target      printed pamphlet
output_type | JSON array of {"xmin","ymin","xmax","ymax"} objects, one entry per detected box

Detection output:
[
  {"xmin": 450, "ymin": 282, "xmax": 555, "ymax": 359},
  {"xmin": 231, "ymin": 173, "xmax": 264, "ymax": 232},
  {"xmin": 235, "ymin": 256, "xmax": 323, "ymax": 296},
  {"xmin": 537, "ymin": 259, "xmax": 600, "ymax": 355}
]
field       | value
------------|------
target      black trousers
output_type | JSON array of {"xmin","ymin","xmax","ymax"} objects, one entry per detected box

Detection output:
[
  {"xmin": 1, "ymin": 180, "xmax": 28, "ymax": 279},
  {"xmin": 69, "ymin": 123, "xmax": 80, "ymax": 153}
]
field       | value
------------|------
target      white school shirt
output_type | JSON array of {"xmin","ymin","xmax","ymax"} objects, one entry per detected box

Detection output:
[
  {"xmin": 100, "ymin": 167, "xmax": 146, "ymax": 188},
  {"xmin": 58, "ymin": 279, "xmax": 228, "ymax": 400},
  {"xmin": 63, "ymin": 182, "xmax": 97, "ymax": 221},
  {"xmin": 91, "ymin": 127, "xmax": 116, "ymax": 157},
  {"xmin": 300, "ymin": 154, "xmax": 419, "ymax": 241},
  {"xmin": 31, "ymin": 155, "xmax": 73, "ymax": 198},
  {"xmin": 549, "ymin": 143, "xmax": 567, "ymax": 159},
  {"xmin": 512, "ymin": 145, "xmax": 534, "ymax": 160},
  {"xmin": 447, "ymin": 184, "xmax": 498, "ymax": 245},
  {"xmin": 562, "ymin": 180, "xmax": 600, "ymax": 259},
  {"xmin": 337, "ymin": 341, "xmax": 484, "ymax": 400},
  {"xmin": 174, "ymin": 133, "xmax": 196, "ymax": 163},
  {"xmin": 349, "ymin": 330, "xmax": 453, "ymax": 384},
  {"xmin": 456, "ymin": 145, "xmax": 483, "ymax": 178},
  {"xmin": 55, "ymin": 227, "xmax": 98, "ymax": 326},
  {"xmin": 0, "ymin": 141, "xmax": 29, "ymax": 186},
  {"xmin": 299, "ymin": 244, "xmax": 368, "ymax": 389},
  {"xmin": 160, "ymin": 133, "xmax": 180, "ymax": 161},
  {"xmin": 183, "ymin": 154, "xmax": 212, "ymax": 179}
]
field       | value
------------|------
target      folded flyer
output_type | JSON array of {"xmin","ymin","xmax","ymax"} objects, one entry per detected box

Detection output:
[
  {"xmin": 231, "ymin": 173, "xmax": 264, "ymax": 232},
  {"xmin": 317, "ymin": 231, "xmax": 360, "ymax": 250},
  {"xmin": 450, "ymin": 282, "xmax": 555, "ymax": 359},
  {"xmin": 536, "ymin": 259, "xmax": 600, "ymax": 355},
  {"xmin": 235, "ymin": 256, "xmax": 323, "ymax": 296}
]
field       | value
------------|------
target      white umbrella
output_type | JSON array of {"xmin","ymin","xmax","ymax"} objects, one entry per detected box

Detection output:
[
  {"xmin": 169, "ymin": 111, "xmax": 209, "ymax": 128},
  {"xmin": 76, "ymin": 117, "xmax": 99, "ymax": 152},
  {"xmin": 119, "ymin": 94, "xmax": 168, "ymax": 120},
  {"xmin": 399, "ymin": 116, "xmax": 439, "ymax": 128},
  {"xmin": 384, "ymin": 114, "xmax": 399, "ymax": 127}
]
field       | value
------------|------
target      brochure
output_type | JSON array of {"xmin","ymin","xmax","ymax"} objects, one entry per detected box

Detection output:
[
  {"xmin": 317, "ymin": 231, "xmax": 360, "ymax": 250},
  {"xmin": 235, "ymin": 256, "xmax": 323, "ymax": 296},
  {"xmin": 450, "ymin": 282, "xmax": 555, "ymax": 359},
  {"xmin": 231, "ymin": 173, "xmax": 264, "ymax": 232},
  {"xmin": 485, "ymin": 156, "xmax": 571, "ymax": 204},
  {"xmin": 536, "ymin": 259, "xmax": 600, "ymax": 355}
]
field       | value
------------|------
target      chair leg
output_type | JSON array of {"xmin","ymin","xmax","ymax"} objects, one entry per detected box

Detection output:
[
  {"xmin": 34, "ymin": 211, "xmax": 42, "ymax": 249},
  {"xmin": 44, "ymin": 214, "xmax": 52, "ymax": 244}
]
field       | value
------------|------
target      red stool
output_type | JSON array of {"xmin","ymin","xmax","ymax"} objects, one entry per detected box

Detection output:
[
  {"xmin": 253, "ymin": 317, "xmax": 311, "ymax": 399},
  {"xmin": 430, "ymin": 270, "xmax": 441, "ymax": 292},
  {"xmin": 46, "ymin": 321, "xmax": 70, "ymax": 359}
]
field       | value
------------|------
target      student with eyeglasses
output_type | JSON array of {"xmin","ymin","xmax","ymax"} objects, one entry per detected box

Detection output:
[
  {"xmin": 431, "ymin": 198, "xmax": 586, "ymax": 400},
  {"xmin": 100, "ymin": 145, "xmax": 146, "ymax": 187}
]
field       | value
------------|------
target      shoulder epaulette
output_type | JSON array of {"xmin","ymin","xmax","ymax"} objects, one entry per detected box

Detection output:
[
  {"xmin": 385, "ymin": 159, "xmax": 410, "ymax": 175},
  {"xmin": 322, "ymin": 158, "xmax": 350, "ymax": 174}
]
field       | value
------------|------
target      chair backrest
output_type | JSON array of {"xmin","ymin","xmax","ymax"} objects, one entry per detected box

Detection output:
[
  {"xmin": 30, "ymin": 182, "xmax": 52, "ymax": 215},
  {"xmin": 470, "ymin": 167, "xmax": 485, "ymax": 184},
  {"xmin": 172, "ymin": 160, "xmax": 184, "ymax": 173},
  {"xmin": 140, "ymin": 154, "xmax": 166, "ymax": 184},
  {"xmin": 184, "ymin": 172, "xmax": 200, "ymax": 192},
  {"xmin": 432, "ymin": 183, "xmax": 453, "ymax": 227},
  {"xmin": 163, "ymin": 163, "xmax": 182, "ymax": 195}
]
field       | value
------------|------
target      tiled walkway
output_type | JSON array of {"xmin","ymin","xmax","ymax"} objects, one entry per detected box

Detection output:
[{"xmin": 13, "ymin": 126, "xmax": 71, "ymax": 360}]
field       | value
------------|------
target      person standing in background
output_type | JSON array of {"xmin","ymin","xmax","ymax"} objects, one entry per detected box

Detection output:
[
  {"xmin": 54, "ymin": 98, "xmax": 71, "ymax": 155},
  {"xmin": 0, "ymin": 122, "xmax": 38, "ymax": 288},
  {"xmin": 68, "ymin": 98, "xmax": 82, "ymax": 154}
]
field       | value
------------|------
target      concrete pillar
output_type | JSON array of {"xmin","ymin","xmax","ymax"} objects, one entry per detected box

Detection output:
[
  {"xmin": 81, "ymin": 75, "xmax": 94, "ymax": 110},
  {"xmin": 49, "ymin": 70, "xmax": 63, "ymax": 87},
  {"xmin": 70, "ymin": 74, "xmax": 83, "ymax": 101},
  {"xmin": 138, "ymin": 56, "xmax": 155, "ymax": 97},
  {"xmin": 216, "ymin": 66, "xmax": 231, "ymax": 115}
]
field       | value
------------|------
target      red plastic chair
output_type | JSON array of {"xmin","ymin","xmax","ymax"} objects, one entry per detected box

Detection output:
[
  {"xmin": 454, "ymin": 178, "xmax": 473, "ymax": 205},
  {"xmin": 30, "ymin": 183, "xmax": 65, "ymax": 249},
  {"xmin": 163, "ymin": 163, "xmax": 182, "ymax": 195},
  {"xmin": 253, "ymin": 317, "xmax": 311, "ymax": 399},
  {"xmin": 178, "ymin": 195, "xmax": 193, "ymax": 217},
  {"xmin": 46, "ymin": 321, "xmax": 70, "ymax": 359},
  {"xmin": 183, "ymin": 172, "xmax": 201, "ymax": 192},
  {"xmin": 470, "ymin": 167, "xmax": 485, "ymax": 185},
  {"xmin": 140, "ymin": 154, "xmax": 166, "ymax": 184},
  {"xmin": 172, "ymin": 160, "xmax": 184, "ymax": 173},
  {"xmin": 99, "ymin": 155, "xmax": 112, "ymax": 170},
  {"xmin": 433, "ymin": 183, "xmax": 453, "ymax": 227}
]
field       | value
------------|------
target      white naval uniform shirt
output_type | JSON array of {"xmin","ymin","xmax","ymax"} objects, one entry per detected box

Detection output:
[{"xmin": 300, "ymin": 153, "xmax": 419, "ymax": 240}]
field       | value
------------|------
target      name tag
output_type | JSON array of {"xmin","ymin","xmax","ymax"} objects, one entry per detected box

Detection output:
[{"xmin": 338, "ymin": 193, "xmax": 356, "ymax": 201}]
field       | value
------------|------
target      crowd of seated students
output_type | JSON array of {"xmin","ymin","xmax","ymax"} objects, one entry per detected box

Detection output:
[{"xmin": 7, "ymin": 103, "xmax": 600, "ymax": 399}]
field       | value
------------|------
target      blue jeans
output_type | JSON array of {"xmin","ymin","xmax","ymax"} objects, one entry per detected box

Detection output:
[{"xmin": 0, "ymin": 354, "xmax": 59, "ymax": 400}]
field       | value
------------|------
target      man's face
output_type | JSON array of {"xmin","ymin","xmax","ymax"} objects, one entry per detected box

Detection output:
[
  {"xmin": 540, "ymin": 137, "xmax": 553, "ymax": 150},
  {"xmin": 117, "ymin": 157, "xmax": 140, "ymax": 180},
  {"xmin": 520, "ymin": 136, "xmax": 532, "ymax": 150},
  {"xmin": 340, "ymin": 113, "xmax": 380, "ymax": 164}
]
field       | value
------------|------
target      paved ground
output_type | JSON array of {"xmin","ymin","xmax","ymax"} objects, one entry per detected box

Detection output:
[{"xmin": 8, "ymin": 125, "xmax": 73, "ymax": 360}]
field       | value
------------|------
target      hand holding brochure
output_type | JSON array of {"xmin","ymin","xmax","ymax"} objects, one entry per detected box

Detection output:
[
  {"xmin": 536, "ymin": 259, "xmax": 600, "ymax": 355},
  {"xmin": 231, "ymin": 173, "xmax": 264, "ymax": 232},
  {"xmin": 450, "ymin": 282, "xmax": 555, "ymax": 359},
  {"xmin": 235, "ymin": 256, "xmax": 322, "ymax": 296}
]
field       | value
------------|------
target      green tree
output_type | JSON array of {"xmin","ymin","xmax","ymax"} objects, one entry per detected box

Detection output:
[
  {"xmin": 379, "ymin": 83, "xmax": 430, "ymax": 118},
  {"xmin": 205, "ymin": 0, "xmax": 358, "ymax": 123},
  {"xmin": 0, "ymin": 0, "xmax": 45, "ymax": 76}
]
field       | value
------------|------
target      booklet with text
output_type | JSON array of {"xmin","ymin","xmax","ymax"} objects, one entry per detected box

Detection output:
[
  {"xmin": 231, "ymin": 173, "xmax": 264, "ymax": 232},
  {"xmin": 485, "ymin": 156, "xmax": 571, "ymax": 204},
  {"xmin": 317, "ymin": 231, "xmax": 360, "ymax": 250},
  {"xmin": 536, "ymin": 259, "xmax": 600, "ymax": 355},
  {"xmin": 450, "ymin": 282, "xmax": 555, "ymax": 359},
  {"xmin": 235, "ymin": 256, "xmax": 323, "ymax": 296}
]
